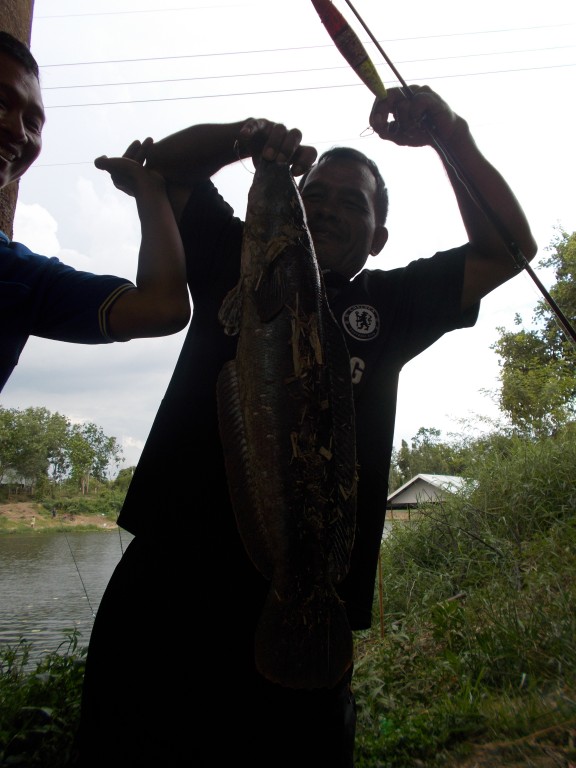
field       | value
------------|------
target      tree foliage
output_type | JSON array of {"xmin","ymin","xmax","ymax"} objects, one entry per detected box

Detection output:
[
  {"xmin": 389, "ymin": 230, "xmax": 576, "ymax": 493},
  {"xmin": 0, "ymin": 407, "xmax": 123, "ymax": 494},
  {"xmin": 491, "ymin": 228, "xmax": 576, "ymax": 436},
  {"xmin": 389, "ymin": 427, "xmax": 474, "ymax": 491}
]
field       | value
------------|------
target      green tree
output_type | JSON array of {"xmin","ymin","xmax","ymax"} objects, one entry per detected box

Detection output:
[
  {"xmin": 492, "ymin": 229, "xmax": 576, "ymax": 436},
  {"xmin": 0, "ymin": 408, "xmax": 19, "ymax": 483},
  {"xmin": 0, "ymin": 407, "xmax": 69, "ymax": 491},
  {"xmin": 67, "ymin": 423, "xmax": 122, "ymax": 494},
  {"xmin": 0, "ymin": 406, "xmax": 123, "ymax": 494},
  {"xmin": 46, "ymin": 413, "xmax": 72, "ymax": 484},
  {"xmin": 536, "ymin": 228, "xmax": 576, "ymax": 350},
  {"xmin": 389, "ymin": 427, "xmax": 471, "ymax": 491},
  {"xmin": 113, "ymin": 466, "xmax": 135, "ymax": 493}
]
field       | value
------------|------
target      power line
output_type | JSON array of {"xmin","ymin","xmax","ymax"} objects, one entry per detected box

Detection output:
[
  {"xmin": 42, "ymin": 62, "xmax": 575, "ymax": 110},
  {"xmin": 40, "ymin": 44, "xmax": 576, "ymax": 92},
  {"xmin": 37, "ymin": 22, "xmax": 576, "ymax": 68},
  {"xmin": 27, "ymin": 8, "xmax": 575, "ymax": 170}
]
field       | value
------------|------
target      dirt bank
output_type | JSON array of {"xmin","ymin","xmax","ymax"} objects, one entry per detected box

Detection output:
[{"xmin": 0, "ymin": 501, "xmax": 117, "ymax": 533}]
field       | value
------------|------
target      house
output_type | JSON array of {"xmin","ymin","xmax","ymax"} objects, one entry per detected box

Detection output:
[
  {"xmin": 0, "ymin": 468, "xmax": 33, "ymax": 491},
  {"xmin": 386, "ymin": 474, "xmax": 472, "ymax": 518}
]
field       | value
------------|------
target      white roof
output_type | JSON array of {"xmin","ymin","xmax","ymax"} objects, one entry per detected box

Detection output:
[{"xmin": 387, "ymin": 474, "xmax": 472, "ymax": 507}]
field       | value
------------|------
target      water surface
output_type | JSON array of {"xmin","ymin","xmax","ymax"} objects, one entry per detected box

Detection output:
[{"xmin": 0, "ymin": 530, "xmax": 133, "ymax": 666}]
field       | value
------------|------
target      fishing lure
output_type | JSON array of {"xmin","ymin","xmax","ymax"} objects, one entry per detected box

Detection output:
[{"xmin": 310, "ymin": 0, "xmax": 387, "ymax": 99}]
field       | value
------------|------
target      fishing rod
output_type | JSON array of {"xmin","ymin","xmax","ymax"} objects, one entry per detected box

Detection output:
[{"xmin": 312, "ymin": 0, "xmax": 576, "ymax": 348}]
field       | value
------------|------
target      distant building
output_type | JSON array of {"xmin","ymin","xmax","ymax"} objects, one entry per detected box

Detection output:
[
  {"xmin": 0, "ymin": 468, "xmax": 33, "ymax": 491},
  {"xmin": 387, "ymin": 473, "xmax": 474, "ymax": 518}
]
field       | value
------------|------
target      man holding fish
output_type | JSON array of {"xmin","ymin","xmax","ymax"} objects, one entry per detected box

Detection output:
[{"xmin": 77, "ymin": 85, "xmax": 537, "ymax": 768}]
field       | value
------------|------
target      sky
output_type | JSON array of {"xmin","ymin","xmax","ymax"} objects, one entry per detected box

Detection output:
[{"xmin": 2, "ymin": 0, "xmax": 575, "ymax": 471}]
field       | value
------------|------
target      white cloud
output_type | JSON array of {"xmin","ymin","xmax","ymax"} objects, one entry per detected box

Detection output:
[{"xmin": 13, "ymin": 203, "xmax": 60, "ymax": 255}]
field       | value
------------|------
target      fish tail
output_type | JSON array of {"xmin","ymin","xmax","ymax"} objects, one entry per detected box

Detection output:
[{"xmin": 254, "ymin": 583, "xmax": 353, "ymax": 690}]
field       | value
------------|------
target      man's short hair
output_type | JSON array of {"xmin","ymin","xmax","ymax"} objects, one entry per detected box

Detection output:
[
  {"xmin": 0, "ymin": 31, "xmax": 39, "ymax": 80},
  {"xmin": 299, "ymin": 146, "xmax": 389, "ymax": 226}
]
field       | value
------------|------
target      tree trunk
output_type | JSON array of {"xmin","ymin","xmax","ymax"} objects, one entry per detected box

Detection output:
[{"xmin": 0, "ymin": 0, "xmax": 35, "ymax": 238}]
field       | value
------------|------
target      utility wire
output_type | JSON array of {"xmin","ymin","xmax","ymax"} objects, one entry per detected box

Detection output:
[
  {"xmin": 41, "ymin": 62, "xmax": 576, "ymax": 110},
  {"xmin": 40, "ymin": 45, "xmax": 576, "ymax": 92}
]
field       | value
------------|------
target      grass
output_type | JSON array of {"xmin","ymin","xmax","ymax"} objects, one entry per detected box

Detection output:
[
  {"xmin": 0, "ymin": 632, "xmax": 85, "ymax": 768},
  {"xmin": 1, "ymin": 430, "xmax": 575, "ymax": 766},
  {"xmin": 351, "ymin": 429, "xmax": 576, "ymax": 766}
]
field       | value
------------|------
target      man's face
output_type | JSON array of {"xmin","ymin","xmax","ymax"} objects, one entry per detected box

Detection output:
[
  {"xmin": 300, "ymin": 157, "xmax": 387, "ymax": 279},
  {"xmin": 0, "ymin": 52, "xmax": 45, "ymax": 190}
]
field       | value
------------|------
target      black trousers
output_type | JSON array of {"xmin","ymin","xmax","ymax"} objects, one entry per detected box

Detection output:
[{"xmin": 76, "ymin": 535, "xmax": 356, "ymax": 768}]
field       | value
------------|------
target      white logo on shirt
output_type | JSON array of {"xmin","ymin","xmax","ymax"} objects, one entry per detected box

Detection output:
[
  {"xmin": 342, "ymin": 304, "xmax": 380, "ymax": 341},
  {"xmin": 350, "ymin": 357, "xmax": 365, "ymax": 385}
]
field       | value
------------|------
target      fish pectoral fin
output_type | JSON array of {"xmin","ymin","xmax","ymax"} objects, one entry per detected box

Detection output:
[{"xmin": 218, "ymin": 281, "xmax": 244, "ymax": 336}]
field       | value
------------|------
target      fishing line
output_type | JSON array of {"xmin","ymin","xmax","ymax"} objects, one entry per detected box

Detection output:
[
  {"xmin": 65, "ymin": 531, "xmax": 96, "ymax": 618},
  {"xmin": 233, "ymin": 139, "xmax": 255, "ymax": 175},
  {"xmin": 318, "ymin": 0, "xmax": 576, "ymax": 348},
  {"xmin": 117, "ymin": 524, "xmax": 126, "ymax": 555}
]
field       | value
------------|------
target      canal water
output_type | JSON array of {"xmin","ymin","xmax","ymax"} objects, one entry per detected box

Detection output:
[
  {"xmin": 0, "ymin": 530, "xmax": 133, "ymax": 667},
  {"xmin": 1, "ymin": 522, "xmax": 394, "ymax": 668}
]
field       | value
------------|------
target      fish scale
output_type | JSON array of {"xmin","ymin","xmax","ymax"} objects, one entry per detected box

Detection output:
[{"xmin": 217, "ymin": 158, "xmax": 357, "ymax": 690}]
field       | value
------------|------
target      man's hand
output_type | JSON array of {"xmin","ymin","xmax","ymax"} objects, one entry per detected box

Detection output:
[
  {"xmin": 237, "ymin": 119, "xmax": 318, "ymax": 177},
  {"xmin": 94, "ymin": 137, "xmax": 166, "ymax": 198},
  {"xmin": 369, "ymin": 85, "xmax": 466, "ymax": 148}
]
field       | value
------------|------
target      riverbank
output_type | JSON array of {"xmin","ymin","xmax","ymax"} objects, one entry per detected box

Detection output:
[{"xmin": 0, "ymin": 501, "xmax": 118, "ymax": 533}]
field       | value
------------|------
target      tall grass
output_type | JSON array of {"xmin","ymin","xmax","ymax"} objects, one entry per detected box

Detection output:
[
  {"xmin": 353, "ymin": 427, "xmax": 576, "ymax": 766},
  {"xmin": 0, "ymin": 632, "xmax": 85, "ymax": 767}
]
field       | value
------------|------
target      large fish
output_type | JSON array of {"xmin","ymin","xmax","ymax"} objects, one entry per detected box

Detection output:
[{"xmin": 216, "ymin": 158, "xmax": 357, "ymax": 690}]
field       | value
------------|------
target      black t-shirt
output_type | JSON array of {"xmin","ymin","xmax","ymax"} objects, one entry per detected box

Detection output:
[{"xmin": 119, "ymin": 179, "xmax": 478, "ymax": 629}]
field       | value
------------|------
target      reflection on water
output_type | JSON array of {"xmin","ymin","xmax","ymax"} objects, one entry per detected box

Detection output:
[{"xmin": 0, "ymin": 530, "xmax": 133, "ymax": 667}]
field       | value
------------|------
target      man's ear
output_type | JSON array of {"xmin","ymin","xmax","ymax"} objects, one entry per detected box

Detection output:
[{"xmin": 370, "ymin": 225, "xmax": 388, "ymax": 256}]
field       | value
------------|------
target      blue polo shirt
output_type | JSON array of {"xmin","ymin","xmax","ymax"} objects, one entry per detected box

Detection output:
[{"xmin": 0, "ymin": 230, "xmax": 133, "ymax": 391}]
